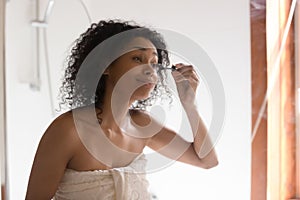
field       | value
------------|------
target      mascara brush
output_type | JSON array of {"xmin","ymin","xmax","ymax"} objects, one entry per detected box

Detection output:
[{"xmin": 159, "ymin": 65, "xmax": 177, "ymax": 71}]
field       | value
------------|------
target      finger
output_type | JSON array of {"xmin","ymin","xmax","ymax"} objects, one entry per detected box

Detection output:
[
  {"xmin": 173, "ymin": 66, "xmax": 199, "ymax": 82},
  {"xmin": 174, "ymin": 63, "xmax": 185, "ymax": 69},
  {"xmin": 172, "ymin": 67, "xmax": 194, "ymax": 77},
  {"xmin": 180, "ymin": 70, "xmax": 200, "ymax": 83},
  {"xmin": 174, "ymin": 70, "xmax": 196, "ymax": 80},
  {"xmin": 172, "ymin": 73, "xmax": 189, "ymax": 83},
  {"xmin": 172, "ymin": 65, "xmax": 199, "ymax": 83},
  {"xmin": 190, "ymin": 71, "xmax": 200, "ymax": 82},
  {"xmin": 191, "ymin": 76, "xmax": 199, "ymax": 84},
  {"xmin": 173, "ymin": 74, "xmax": 196, "ymax": 84},
  {"xmin": 175, "ymin": 65, "xmax": 194, "ymax": 74},
  {"xmin": 173, "ymin": 63, "xmax": 191, "ymax": 71}
]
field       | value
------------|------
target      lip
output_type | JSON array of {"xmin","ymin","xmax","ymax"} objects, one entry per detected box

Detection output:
[
  {"xmin": 136, "ymin": 79, "xmax": 156, "ymax": 88},
  {"xmin": 142, "ymin": 83, "xmax": 155, "ymax": 88}
]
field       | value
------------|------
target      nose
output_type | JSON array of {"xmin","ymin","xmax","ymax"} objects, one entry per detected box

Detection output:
[
  {"xmin": 144, "ymin": 69, "xmax": 153, "ymax": 76},
  {"xmin": 143, "ymin": 63, "xmax": 155, "ymax": 75},
  {"xmin": 143, "ymin": 64, "xmax": 158, "ymax": 81}
]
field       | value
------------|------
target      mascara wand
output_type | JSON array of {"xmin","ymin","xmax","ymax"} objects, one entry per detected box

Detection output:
[{"xmin": 159, "ymin": 65, "xmax": 177, "ymax": 71}]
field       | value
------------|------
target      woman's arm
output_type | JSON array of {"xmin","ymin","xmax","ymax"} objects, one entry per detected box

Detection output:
[
  {"xmin": 182, "ymin": 104, "xmax": 218, "ymax": 168},
  {"xmin": 25, "ymin": 113, "xmax": 78, "ymax": 200},
  {"xmin": 145, "ymin": 111, "xmax": 218, "ymax": 169},
  {"xmin": 146, "ymin": 63, "xmax": 218, "ymax": 169}
]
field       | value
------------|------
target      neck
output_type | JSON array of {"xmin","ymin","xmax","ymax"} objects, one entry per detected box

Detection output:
[{"xmin": 96, "ymin": 89, "xmax": 134, "ymax": 132}]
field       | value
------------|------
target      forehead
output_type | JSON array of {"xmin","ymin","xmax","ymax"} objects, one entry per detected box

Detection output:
[{"xmin": 125, "ymin": 37, "xmax": 157, "ymax": 54}]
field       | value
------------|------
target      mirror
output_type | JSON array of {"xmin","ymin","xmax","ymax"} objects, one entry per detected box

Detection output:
[{"xmin": 3, "ymin": 0, "xmax": 252, "ymax": 199}]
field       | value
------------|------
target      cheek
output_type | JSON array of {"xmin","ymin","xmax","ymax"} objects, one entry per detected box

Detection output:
[
  {"xmin": 108, "ymin": 68, "xmax": 126, "ymax": 83},
  {"xmin": 108, "ymin": 71, "xmax": 140, "ymax": 91}
]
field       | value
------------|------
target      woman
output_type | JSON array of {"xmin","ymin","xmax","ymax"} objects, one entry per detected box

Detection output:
[{"xmin": 25, "ymin": 19, "xmax": 218, "ymax": 200}]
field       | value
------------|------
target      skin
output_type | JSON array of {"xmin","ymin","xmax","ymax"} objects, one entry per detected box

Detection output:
[{"xmin": 25, "ymin": 37, "xmax": 218, "ymax": 200}]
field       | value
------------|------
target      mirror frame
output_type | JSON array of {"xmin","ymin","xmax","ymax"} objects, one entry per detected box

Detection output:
[{"xmin": 1, "ymin": 0, "xmax": 7, "ymax": 199}]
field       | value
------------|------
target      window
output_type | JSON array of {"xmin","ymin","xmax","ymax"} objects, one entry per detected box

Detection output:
[{"xmin": 251, "ymin": 0, "xmax": 300, "ymax": 199}]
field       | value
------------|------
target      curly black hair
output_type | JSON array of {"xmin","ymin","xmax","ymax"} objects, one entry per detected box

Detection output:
[{"xmin": 58, "ymin": 19, "xmax": 172, "ymax": 111}]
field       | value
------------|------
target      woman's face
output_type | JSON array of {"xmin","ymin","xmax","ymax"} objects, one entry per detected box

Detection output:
[{"xmin": 105, "ymin": 37, "xmax": 159, "ymax": 101}]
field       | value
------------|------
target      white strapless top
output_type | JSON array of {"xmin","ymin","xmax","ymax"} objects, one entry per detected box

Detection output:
[{"xmin": 53, "ymin": 154, "xmax": 151, "ymax": 200}]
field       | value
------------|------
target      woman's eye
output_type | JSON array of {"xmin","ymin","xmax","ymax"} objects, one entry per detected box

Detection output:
[{"xmin": 133, "ymin": 56, "xmax": 142, "ymax": 63}]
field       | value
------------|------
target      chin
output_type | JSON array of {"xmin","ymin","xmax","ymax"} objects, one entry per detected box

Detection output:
[
  {"xmin": 134, "ymin": 93, "xmax": 152, "ymax": 101},
  {"xmin": 132, "ymin": 88, "xmax": 153, "ymax": 101}
]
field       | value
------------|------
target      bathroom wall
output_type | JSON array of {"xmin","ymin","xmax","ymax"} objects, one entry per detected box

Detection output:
[{"xmin": 5, "ymin": 0, "xmax": 251, "ymax": 199}]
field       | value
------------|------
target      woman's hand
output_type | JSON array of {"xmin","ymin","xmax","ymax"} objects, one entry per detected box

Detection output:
[{"xmin": 171, "ymin": 63, "xmax": 200, "ymax": 106}]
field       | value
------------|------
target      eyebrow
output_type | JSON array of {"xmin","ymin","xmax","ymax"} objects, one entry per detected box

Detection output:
[{"xmin": 131, "ymin": 46, "xmax": 158, "ymax": 56}]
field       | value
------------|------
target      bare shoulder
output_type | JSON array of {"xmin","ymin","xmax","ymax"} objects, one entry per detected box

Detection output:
[
  {"xmin": 41, "ymin": 105, "xmax": 100, "ymax": 151},
  {"xmin": 34, "ymin": 110, "xmax": 82, "ymax": 167},
  {"xmin": 42, "ymin": 110, "xmax": 79, "ymax": 146},
  {"xmin": 26, "ymin": 109, "xmax": 82, "ymax": 199}
]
